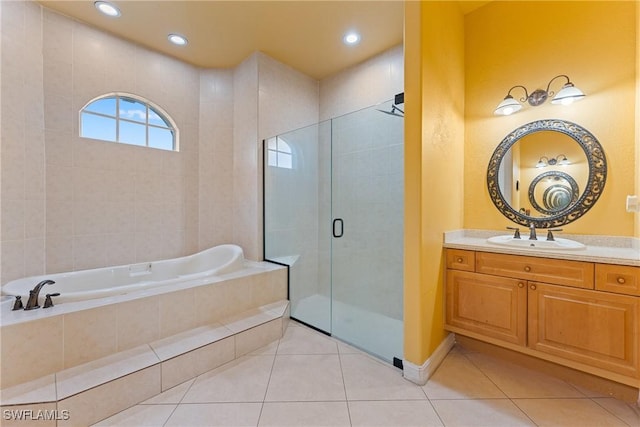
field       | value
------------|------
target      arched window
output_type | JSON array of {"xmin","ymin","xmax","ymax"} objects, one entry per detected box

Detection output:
[
  {"xmin": 267, "ymin": 137, "xmax": 293, "ymax": 169},
  {"xmin": 80, "ymin": 93, "xmax": 178, "ymax": 151}
]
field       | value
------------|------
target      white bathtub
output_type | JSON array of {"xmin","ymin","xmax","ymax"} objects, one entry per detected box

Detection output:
[{"xmin": 1, "ymin": 244, "xmax": 245, "ymax": 304}]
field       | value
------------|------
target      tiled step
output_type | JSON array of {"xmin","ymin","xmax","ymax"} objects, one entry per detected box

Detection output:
[{"xmin": 0, "ymin": 300, "xmax": 289, "ymax": 426}]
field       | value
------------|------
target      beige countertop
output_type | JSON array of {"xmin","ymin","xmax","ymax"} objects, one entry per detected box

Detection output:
[{"xmin": 444, "ymin": 229, "xmax": 640, "ymax": 267}]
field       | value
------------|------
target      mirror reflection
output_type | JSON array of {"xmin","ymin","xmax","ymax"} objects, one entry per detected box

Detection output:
[
  {"xmin": 498, "ymin": 131, "xmax": 588, "ymax": 217},
  {"xmin": 528, "ymin": 171, "xmax": 579, "ymax": 215}
]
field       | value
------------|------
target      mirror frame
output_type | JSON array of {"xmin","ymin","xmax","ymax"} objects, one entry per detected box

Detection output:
[
  {"xmin": 528, "ymin": 171, "xmax": 579, "ymax": 215},
  {"xmin": 487, "ymin": 119, "xmax": 607, "ymax": 228}
]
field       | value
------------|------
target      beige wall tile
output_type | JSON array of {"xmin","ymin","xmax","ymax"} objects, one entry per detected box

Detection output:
[
  {"xmin": 250, "ymin": 269, "xmax": 287, "ymax": 307},
  {"xmin": 193, "ymin": 281, "xmax": 227, "ymax": 326},
  {"xmin": 58, "ymin": 365, "xmax": 161, "ymax": 427},
  {"xmin": 45, "ymin": 236, "xmax": 73, "ymax": 274},
  {"xmin": 116, "ymin": 297, "xmax": 160, "ymax": 352},
  {"xmin": 1, "ymin": 241, "xmax": 25, "ymax": 284},
  {"xmin": 235, "ymin": 319, "xmax": 283, "ymax": 357},
  {"xmin": 158, "ymin": 289, "xmax": 196, "ymax": 338},
  {"xmin": 0, "ymin": 316, "xmax": 64, "ymax": 389},
  {"xmin": 160, "ymin": 337, "xmax": 234, "ymax": 391},
  {"xmin": 64, "ymin": 305, "xmax": 117, "ymax": 368}
]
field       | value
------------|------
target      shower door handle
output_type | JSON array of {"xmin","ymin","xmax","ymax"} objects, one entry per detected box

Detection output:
[{"xmin": 332, "ymin": 218, "xmax": 344, "ymax": 238}]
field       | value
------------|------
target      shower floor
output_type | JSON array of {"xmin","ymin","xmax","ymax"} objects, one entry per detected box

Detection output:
[{"xmin": 292, "ymin": 293, "xmax": 403, "ymax": 364}]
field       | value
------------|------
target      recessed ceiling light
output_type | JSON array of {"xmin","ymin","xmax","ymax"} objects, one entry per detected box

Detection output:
[
  {"xmin": 168, "ymin": 33, "xmax": 188, "ymax": 46},
  {"xmin": 343, "ymin": 32, "xmax": 360, "ymax": 45},
  {"xmin": 94, "ymin": 1, "xmax": 121, "ymax": 17}
]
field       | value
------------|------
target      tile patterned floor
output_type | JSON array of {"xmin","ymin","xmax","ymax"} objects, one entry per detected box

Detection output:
[{"xmin": 94, "ymin": 321, "xmax": 640, "ymax": 426}]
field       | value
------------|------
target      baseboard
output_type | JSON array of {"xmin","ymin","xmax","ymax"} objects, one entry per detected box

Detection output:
[{"xmin": 403, "ymin": 332, "xmax": 455, "ymax": 385}]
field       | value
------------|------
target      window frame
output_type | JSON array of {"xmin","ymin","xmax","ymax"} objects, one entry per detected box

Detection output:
[{"xmin": 79, "ymin": 92, "xmax": 179, "ymax": 151}]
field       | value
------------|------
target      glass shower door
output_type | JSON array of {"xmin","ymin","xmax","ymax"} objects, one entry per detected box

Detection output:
[
  {"xmin": 264, "ymin": 121, "xmax": 333, "ymax": 333},
  {"xmin": 330, "ymin": 100, "xmax": 404, "ymax": 363},
  {"xmin": 264, "ymin": 99, "xmax": 404, "ymax": 364}
]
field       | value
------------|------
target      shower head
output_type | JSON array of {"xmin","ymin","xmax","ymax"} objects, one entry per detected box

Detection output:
[{"xmin": 376, "ymin": 105, "xmax": 404, "ymax": 117}]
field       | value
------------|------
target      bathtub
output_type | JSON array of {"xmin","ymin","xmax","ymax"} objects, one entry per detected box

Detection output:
[{"xmin": 1, "ymin": 244, "xmax": 245, "ymax": 304}]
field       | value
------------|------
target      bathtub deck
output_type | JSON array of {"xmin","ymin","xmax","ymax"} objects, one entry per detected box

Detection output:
[{"xmin": 0, "ymin": 300, "xmax": 289, "ymax": 427}]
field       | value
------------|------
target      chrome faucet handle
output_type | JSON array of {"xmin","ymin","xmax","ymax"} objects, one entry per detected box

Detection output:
[
  {"xmin": 43, "ymin": 293, "xmax": 60, "ymax": 309},
  {"xmin": 12, "ymin": 296, "xmax": 23, "ymax": 311},
  {"xmin": 546, "ymin": 228, "xmax": 563, "ymax": 241},
  {"xmin": 506, "ymin": 226, "xmax": 521, "ymax": 239}
]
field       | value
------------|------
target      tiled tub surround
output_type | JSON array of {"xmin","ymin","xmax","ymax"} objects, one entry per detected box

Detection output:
[
  {"xmin": 444, "ymin": 229, "xmax": 640, "ymax": 266},
  {"xmin": 0, "ymin": 261, "xmax": 287, "ymax": 426}
]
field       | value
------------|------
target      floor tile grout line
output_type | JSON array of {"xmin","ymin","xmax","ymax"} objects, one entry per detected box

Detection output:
[
  {"xmin": 457, "ymin": 348, "xmax": 541, "ymax": 426},
  {"xmin": 587, "ymin": 397, "xmax": 636, "ymax": 427},
  {"xmin": 256, "ymin": 328, "xmax": 285, "ymax": 426},
  {"xmin": 424, "ymin": 397, "xmax": 447, "ymax": 427},
  {"xmin": 459, "ymin": 348, "xmax": 511, "ymax": 399},
  {"xmin": 336, "ymin": 350, "xmax": 353, "ymax": 426},
  {"xmin": 161, "ymin": 376, "xmax": 197, "ymax": 427}
]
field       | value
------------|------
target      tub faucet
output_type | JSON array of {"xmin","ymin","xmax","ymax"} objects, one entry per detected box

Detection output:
[
  {"xmin": 528, "ymin": 223, "xmax": 537, "ymax": 240},
  {"xmin": 24, "ymin": 280, "xmax": 55, "ymax": 310}
]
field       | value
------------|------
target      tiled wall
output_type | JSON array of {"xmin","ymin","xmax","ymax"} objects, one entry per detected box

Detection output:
[
  {"xmin": 0, "ymin": 0, "xmax": 401, "ymax": 287},
  {"xmin": 319, "ymin": 45, "xmax": 404, "ymax": 121},
  {"xmin": 199, "ymin": 70, "xmax": 235, "ymax": 250},
  {"xmin": 43, "ymin": 9, "xmax": 201, "ymax": 274},
  {"xmin": 1, "ymin": 3, "xmax": 204, "ymax": 284},
  {"xmin": 233, "ymin": 53, "xmax": 320, "ymax": 261},
  {"xmin": 232, "ymin": 54, "xmax": 260, "ymax": 261},
  {"xmin": 1, "ymin": 0, "xmax": 46, "ymax": 284}
]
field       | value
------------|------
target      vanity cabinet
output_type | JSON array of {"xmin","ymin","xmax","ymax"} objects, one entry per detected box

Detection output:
[{"xmin": 445, "ymin": 249, "xmax": 640, "ymax": 384}]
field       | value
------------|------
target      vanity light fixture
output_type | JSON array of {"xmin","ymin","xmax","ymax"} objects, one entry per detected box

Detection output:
[
  {"xmin": 536, "ymin": 154, "xmax": 570, "ymax": 168},
  {"xmin": 168, "ymin": 33, "xmax": 188, "ymax": 46},
  {"xmin": 494, "ymin": 74, "xmax": 586, "ymax": 116},
  {"xmin": 94, "ymin": 1, "xmax": 121, "ymax": 17}
]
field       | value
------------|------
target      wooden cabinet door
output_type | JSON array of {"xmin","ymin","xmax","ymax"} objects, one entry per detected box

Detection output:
[
  {"xmin": 528, "ymin": 283, "xmax": 639, "ymax": 378},
  {"xmin": 446, "ymin": 270, "xmax": 527, "ymax": 345}
]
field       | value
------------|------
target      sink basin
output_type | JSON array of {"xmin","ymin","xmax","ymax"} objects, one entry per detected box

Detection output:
[{"xmin": 487, "ymin": 235, "xmax": 586, "ymax": 250}]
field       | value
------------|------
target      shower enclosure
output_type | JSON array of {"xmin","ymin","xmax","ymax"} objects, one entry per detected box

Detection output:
[{"xmin": 264, "ymin": 98, "xmax": 404, "ymax": 364}]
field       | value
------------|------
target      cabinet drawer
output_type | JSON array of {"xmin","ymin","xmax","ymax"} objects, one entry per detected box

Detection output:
[
  {"xmin": 476, "ymin": 252, "xmax": 594, "ymax": 289},
  {"xmin": 446, "ymin": 249, "xmax": 475, "ymax": 272},
  {"xmin": 595, "ymin": 264, "xmax": 640, "ymax": 296}
]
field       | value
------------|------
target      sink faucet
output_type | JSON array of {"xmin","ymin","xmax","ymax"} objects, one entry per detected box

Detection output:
[
  {"xmin": 528, "ymin": 223, "xmax": 537, "ymax": 240},
  {"xmin": 24, "ymin": 280, "xmax": 55, "ymax": 310}
]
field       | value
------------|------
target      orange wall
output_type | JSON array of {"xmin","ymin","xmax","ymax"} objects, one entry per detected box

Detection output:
[
  {"xmin": 404, "ymin": 0, "xmax": 465, "ymax": 365},
  {"xmin": 637, "ymin": 3, "xmax": 640, "ymax": 238},
  {"xmin": 464, "ymin": 1, "xmax": 637, "ymax": 236},
  {"xmin": 404, "ymin": 0, "xmax": 638, "ymax": 367}
]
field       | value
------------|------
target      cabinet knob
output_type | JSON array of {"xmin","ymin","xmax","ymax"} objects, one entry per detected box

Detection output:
[
  {"xmin": 524, "ymin": 266, "xmax": 531, "ymax": 272},
  {"xmin": 518, "ymin": 282, "xmax": 524, "ymax": 288},
  {"xmin": 616, "ymin": 276, "xmax": 626, "ymax": 285},
  {"xmin": 457, "ymin": 257, "xmax": 463, "ymax": 263},
  {"xmin": 530, "ymin": 284, "xmax": 537, "ymax": 290}
]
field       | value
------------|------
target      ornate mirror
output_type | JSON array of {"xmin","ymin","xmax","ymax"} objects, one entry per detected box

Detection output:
[{"xmin": 487, "ymin": 119, "xmax": 606, "ymax": 228}]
